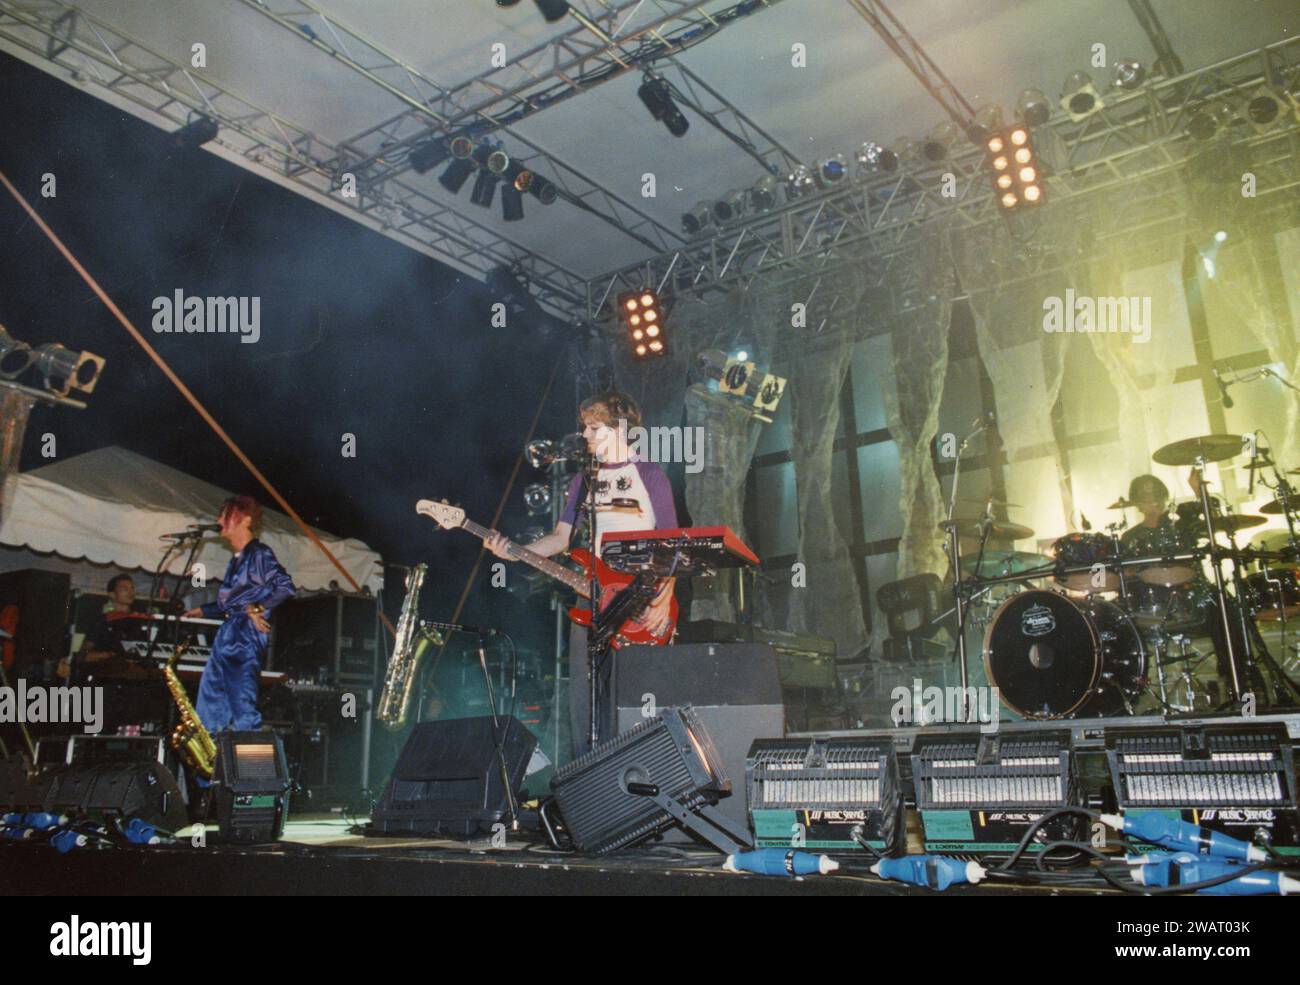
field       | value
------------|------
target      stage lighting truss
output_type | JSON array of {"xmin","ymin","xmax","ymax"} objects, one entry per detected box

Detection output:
[
  {"xmin": 987, "ymin": 126, "xmax": 1044, "ymax": 211},
  {"xmin": 619, "ymin": 290, "xmax": 666, "ymax": 358}
]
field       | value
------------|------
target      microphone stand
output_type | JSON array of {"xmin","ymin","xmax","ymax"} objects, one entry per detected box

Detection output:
[
  {"xmin": 1195, "ymin": 460, "xmax": 1245, "ymax": 702},
  {"xmin": 584, "ymin": 454, "xmax": 602, "ymax": 752}
]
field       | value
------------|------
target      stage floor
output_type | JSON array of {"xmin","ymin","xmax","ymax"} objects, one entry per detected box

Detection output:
[{"xmin": 1, "ymin": 815, "xmax": 1118, "ymax": 896}]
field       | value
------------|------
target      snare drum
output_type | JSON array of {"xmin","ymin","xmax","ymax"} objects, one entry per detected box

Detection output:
[
  {"xmin": 1124, "ymin": 580, "xmax": 1210, "ymax": 634},
  {"xmin": 1052, "ymin": 533, "xmax": 1119, "ymax": 592}
]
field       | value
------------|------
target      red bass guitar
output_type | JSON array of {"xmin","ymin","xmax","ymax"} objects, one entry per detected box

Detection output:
[{"xmin": 416, "ymin": 499, "xmax": 676, "ymax": 647}]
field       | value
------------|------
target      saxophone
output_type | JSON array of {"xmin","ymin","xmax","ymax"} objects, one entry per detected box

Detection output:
[
  {"xmin": 163, "ymin": 642, "xmax": 217, "ymax": 779},
  {"xmin": 376, "ymin": 563, "xmax": 442, "ymax": 731}
]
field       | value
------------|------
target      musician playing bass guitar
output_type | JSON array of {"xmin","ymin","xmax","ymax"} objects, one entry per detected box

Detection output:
[{"xmin": 485, "ymin": 390, "xmax": 677, "ymax": 757}]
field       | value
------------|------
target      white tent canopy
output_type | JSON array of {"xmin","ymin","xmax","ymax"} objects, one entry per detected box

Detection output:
[{"xmin": 0, "ymin": 446, "xmax": 383, "ymax": 595}]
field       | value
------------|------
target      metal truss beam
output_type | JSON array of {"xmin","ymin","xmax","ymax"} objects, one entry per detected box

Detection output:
[
  {"xmin": 0, "ymin": 0, "xmax": 589, "ymax": 319},
  {"xmin": 232, "ymin": 0, "xmax": 684, "ymax": 254},
  {"xmin": 585, "ymin": 38, "xmax": 1300, "ymax": 320},
  {"xmin": 325, "ymin": 0, "xmax": 796, "ymax": 186},
  {"xmin": 844, "ymin": 0, "xmax": 977, "ymax": 131}
]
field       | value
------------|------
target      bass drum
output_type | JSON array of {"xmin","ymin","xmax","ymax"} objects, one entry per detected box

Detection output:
[{"xmin": 984, "ymin": 590, "xmax": 1147, "ymax": 719}]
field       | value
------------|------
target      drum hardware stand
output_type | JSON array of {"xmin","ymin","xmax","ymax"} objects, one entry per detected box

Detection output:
[
  {"xmin": 1106, "ymin": 522, "xmax": 1132, "ymax": 607},
  {"xmin": 1193, "ymin": 456, "xmax": 1247, "ymax": 702}
]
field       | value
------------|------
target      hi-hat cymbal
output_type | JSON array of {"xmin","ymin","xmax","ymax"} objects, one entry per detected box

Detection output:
[
  {"xmin": 957, "ymin": 496, "xmax": 1024, "ymax": 508},
  {"xmin": 1152, "ymin": 434, "xmax": 1243, "ymax": 466},
  {"xmin": 940, "ymin": 518, "xmax": 1036, "ymax": 541},
  {"xmin": 960, "ymin": 550, "xmax": 1051, "ymax": 575},
  {"xmin": 1107, "ymin": 497, "xmax": 1135, "ymax": 510},
  {"xmin": 1259, "ymin": 499, "xmax": 1298, "ymax": 515}
]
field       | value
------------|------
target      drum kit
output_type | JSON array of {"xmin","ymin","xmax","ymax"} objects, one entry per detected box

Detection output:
[{"xmin": 940, "ymin": 434, "xmax": 1300, "ymax": 722}]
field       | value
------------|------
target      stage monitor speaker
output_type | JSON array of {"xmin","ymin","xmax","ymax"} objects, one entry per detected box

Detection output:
[
  {"xmin": 370, "ymin": 716, "xmax": 537, "ymax": 838},
  {"xmin": 33, "ymin": 760, "xmax": 188, "ymax": 832},
  {"xmin": 613, "ymin": 642, "xmax": 783, "ymax": 837},
  {"xmin": 213, "ymin": 730, "xmax": 291, "ymax": 843}
]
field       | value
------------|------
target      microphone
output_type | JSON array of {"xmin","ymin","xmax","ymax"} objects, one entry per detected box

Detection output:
[
  {"xmin": 159, "ymin": 524, "xmax": 221, "ymax": 540},
  {"xmin": 1213, "ymin": 368, "xmax": 1234, "ymax": 409},
  {"xmin": 423, "ymin": 620, "xmax": 499, "ymax": 637}
]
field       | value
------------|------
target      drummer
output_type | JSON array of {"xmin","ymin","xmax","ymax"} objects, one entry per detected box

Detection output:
[{"xmin": 1120, "ymin": 471, "xmax": 1202, "ymax": 555}]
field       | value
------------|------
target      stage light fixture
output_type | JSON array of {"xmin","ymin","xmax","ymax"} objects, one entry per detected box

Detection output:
[
  {"xmin": 966, "ymin": 104, "xmax": 1005, "ymax": 144},
  {"xmin": 712, "ymin": 189, "xmax": 748, "ymax": 224},
  {"xmin": 681, "ymin": 201, "xmax": 713, "ymax": 235},
  {"xmin": 450, "ymin": 136, "xmax": 476, "ymax": 160},
  {"xmin": 486, "ymin": 148, "xmax": 511, "ymax": 175},
  {"xmin": 438, "ymin": 157, "xmax": 475, "ymax": 194},
  {"xmin": 523, "ymin": 482, "xmax": 552, "ymax": 515},
  {"xmin": 1245, "ymin": 86, "xmax": 1291, "ymax": 133},
  {"xmin": 171, "ymin": 114, "xmax": 218, "ymax": 149},
  {"xmin": 1060, "ymin": 71, "xmax": 1104, "ymax": 121},
  {"xmin": 815, "ymin": 153, "xmax": 849, "ymax": 187},
  {"xmin": 470, "ymin": 170, "xmax": 499, "ymax": 208},
  {"xmin": 921, "ymin": 120, "xmax": 962, "ymax": 162},
  {"xmin": 410, "ymin": 139, "xmax": 447, "ymax": 175},
  {"xmin": 1111, "ymin": 58, "xmax": 1146, "ymax": 89},
  {"xmin": 748, "ymin": 174, "xmax": 781, "ymax": 211},
  {"xmin": 526, "ymin": 439, "xmax": 556, "ymax": 469},
  {"xmin": 618, "ymin": 289, "xmax": 666, "ymax": 358},
  {"xmin": 32, "ymin": 343, "xmax": 105, "ymax": 396},
  {"xmin": 785, "ymin": 164, "xmax": 814, "ymax": 198},
  {"xmin": 854, "ymin": 141, "xmax": 898, "ymax": 175},
  {"xmin": 501, "ymin": 184, "xmax": 525, "ymax": 221},
  {"xmin": 892, "ymin": 137, "xmax": 922, "ymax": 168},
  {"xmin": 987, "ymin": 127, "xmax": 1043, "ymax": 212},
  {"xmin": 0, "ymin": 326, "xmax": 35, "ymax": 380},
  {"xmin": 1187, "ymin": 101, "xmax": 1234, "ymax": 141},
  {"xmin": 533, "ymin": 0, "xmax": 570, "ymax": 21},
  {"xmin": 528, "ymin": 173, "xmax": 558, "ymax": 204},
  {"xmin": 1017, "ymin": 88, "xmax": 1051, "ymax": 126},
  {"xmin": 638, "ymin": 74, "xmax": 690, "ymax": 138}
]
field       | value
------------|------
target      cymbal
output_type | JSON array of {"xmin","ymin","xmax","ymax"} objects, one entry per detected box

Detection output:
[
  {"xmin": 941, "ymin": 518, "xmax": 1035, "ymax": 541},
  {"xmin": 1250, "ymin": 529, "xmax": 1299, "ymax": 554},
  {"xmin": 1107, "ymin": 497, "xmax": 1135, "ymax": 510},
  {"xmin": 959, "ymin": 550, "xmax": 1052, "ymax": 575},
  {"xmin": 1259, "ymin": 499, "xmax": 1298, "ymax": 515},
  {"xmin": 1183, "ymin": 514, "xmax": 1266, "ymax": 536},
  {"xmin": 957, "ymin": 496, "xmax": 1023, "ymax": 508},
  {"xmin": 1152, "ymin": 434, "xmax": 1243, "ymax": 466}
]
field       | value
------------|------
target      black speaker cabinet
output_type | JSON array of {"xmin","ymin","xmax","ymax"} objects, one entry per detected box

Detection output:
[
  {"xmin": 34, "ymin": 760, "xmax": 188, "ymax": 832},
  {"xmin": 613, "ymin": 642, "xmax": 783, "ymax": 837},
  {"xmin": 0, "ymin": 568, "xmax": 72, "ymax": 676},
  {"xmin": 270, "ymin": 592, "xmax": 379, "ymax": 685},
  {"xmin": 212, "ymin": 731, "xmax": 291, "ymax": 843},
  {"xmin": 370, "ymin": 716, "xmax": 537, "ymax": 838}
]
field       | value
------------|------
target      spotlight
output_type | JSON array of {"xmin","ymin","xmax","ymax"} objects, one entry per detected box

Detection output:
[
  {"xmin": 892, "ymin": 138, "xmax": 922, "ymax": 168},
  {"xmin": 921, "ymin": 120, "xmax": 962, "ymax": 162},
  {"xmin": 410, "ymin": 139, "xmax": 447, "ymax": 175},
  {"xmin": 1060, "ymin": 71, "xmax": 1104, "ymax": 121},
  {"xmin": 815, "ymin": 153, "xmax": 849, "ymax": 187},
  {"xmin": 1245, "ymin": 86, "xmax": 1291, "ymax": 133},
  {"xmin": 486, "ymin": 148, "xmax": 511, "ymax": 175},
  {"xmin": 854, "ymin": 141, "xmax": 898, "ymax": 175},
  {"xmin": 470, "ymin": 170, "xmax": 498, "ymax": 208},
  {"xmin": 501, "ymin": 184, "xmax": 525, "ymax": 221},
  {"xmin": 528, "ymin": 173, "xmax": 558, "ymax": 205},
  {"xmin": 523, "ymin": 482, "xmax": 552, "ymax": 515},
  {"xmin": 0, "ymin": 326, "xmax": 35, "ymax": 380},
  {"xmin": 450, "ymin": 136, "xmax": 476, "ymax": 160},
  {"xmin": 618, "ymin": 290, "xmax": 666, "ymax": 358},
  {"xmin": 712, "ymin": 189, "xmax": 748, "ymax": 224},
  {"xmin": 785, "ymin": 165, "xmax": 814, "ymax": 197},
  {"xmin": 748, "ymin": 174, "xmax": 781, "ymax": 211},
  {"xmin": 526, "ymin": 439, "xmax": 556, "ymax": 469},
  {"xmin": 1017, "ymin": 88, "xmax": 1051, "ymax": 126},
  {"xmin": 987, "ymin": 127, "xmax": 1043, "ymax": 211},
  {"xmin": 1111, "ymin": 59, "xmax": 1146, "ymax": 89},
  {"xmin": 171, "ymin": 115, "xmax": 218, "ymax": 149},
  {"xmin": 638, "ymin": 75, "xmax": 689, "ymax": 137},
  {"xmin": 681, "ymin": 201, "xmax": 713, "ymax": 235},
  {"xmin": 1187, "ymin": 101, "xmax": 1234, "ymax": 141},
  {"xmin": 966, "ymin": 104, "xmax": 1005, "ymax": 144},
  {"xmin": 33, "ymin": 343, "xmax": 105, "ymax": 396},
  {"xmin": 533, "ymin": 0, "xmax": 570, "ymax": 21},
  {"xmin": 438, "ymin": 157, "xmax": 475, "ymax": 194}
]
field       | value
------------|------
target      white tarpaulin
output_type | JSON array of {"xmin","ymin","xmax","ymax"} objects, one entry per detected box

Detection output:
[{"xmin": 0, "ymin": 446, "xmax": 383, "ymax": 593}]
